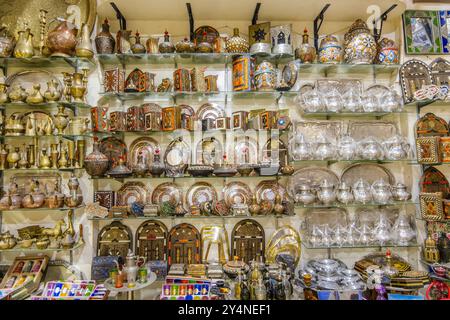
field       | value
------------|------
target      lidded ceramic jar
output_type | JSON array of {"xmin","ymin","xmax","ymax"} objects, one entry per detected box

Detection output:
[
  {"xmin": 159, "ymin": 30, "xmax": 175, "ymax": 53},
  {"xmin": 95, "ymin": 19, "xmax": 115, "ymax": 54},
  {"xmin": 377, "ymin": 37, "xmax": 399, "ymax": 65},
  {"xmin": 226, "ymin": 28, "xmax": 249, "ymax": 53},
  {"xmin": 295, "ymin": 28, "xmax": 316, "ymax": 63},
  {"xmin": 343, "ymin": 19, "xmax": 377, "ymax": 64},
  {"xmin": 318, "ymin": 35, "xmax": 342, "ymax": 64},
  {"xmin": 254, "ymin": 60, "xmax": 276, "ymax": 91},
  {"xmin": 84, "ymin": 140, "xmax": 109, "ymax": 177},
  {"xmin": 176, "ymin": 37, "xmax": 195, "ymax": 53}
]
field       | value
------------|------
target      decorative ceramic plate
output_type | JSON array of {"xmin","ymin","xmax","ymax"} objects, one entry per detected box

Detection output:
[
  {"xmin": 223, "ymin": 182, "xmax": 252, "ymax": 208},
  {"xmin": 347, "ymin": 121, "xmax": 398, "ymax": 142},
  {"xmin": 116, "ymin": 181, "xmax": 150, "ymax": 206},
  {"xmin": 20, "ymin": 111, "xmax": 54, "ymax": 135},
  {"xmin": 99, "ymin": 137, "xmax": 127, "ymax": 169},
  {"xmin": 316, "ymin": 79, "xmax": 363, "ymax": 96},
  {"xmin": 234, "ymin": 136, "xmax": 259, "ymax": 165},
  {"xmin": 255, "ymin": 180, "xmax": 287, "ymax": 203},
  {"xmin": 287, "ymin": 167, "xmax": 339, "ymax": 198},
  {"xmin": 340, "ymin": 163, "xmax": 395, "ymax": 186},
  {"xmin": 151, "ymin": 182, "xmax": 182, "ymax": 206},
  {"xmin": 127, "ymin": 137, "xmax": 160, "ymax": 169},
  {"xmin": 186, "ymin": 182, "xmax": 218, "ymax": 208},
  {"xmin": 196, "ymin": 137, "xmax": 223, "ymax": 166},
  {"xmin": 6, "ymin": 70, "xmax": 62, "ymax": 95},
  {"xmin": 0, "ymin": 0, "xmax": 97, "ymax": 38},
  {"xmin": 294, "ymin": 121, "xmax": 343, "ymax": 145},
  {"xmin": 196, "ymin": 103, "xmax": 224, "ymax": 120}
]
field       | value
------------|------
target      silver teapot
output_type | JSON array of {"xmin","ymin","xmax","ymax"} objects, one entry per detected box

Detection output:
[
  {"xmin": 392, "ymin": 213, "xmax": 415, "ymax": 245},
  {"xmin": 358, "ymin": 137, "xmax": 384, "ymax": 160},
  {"xmin": 314, "ymin": 134, "xmax": 336, "ymax": 160},
  {"xmin": 336, "ymin": 182, "xmax": 354, "ymax": 204},
  {"xmin": 382, "ymin": 135, "xmax": 411, "ymax": 160},
  {"xmin": 317, "ymin": 179, "xmax": 336, "ymax": 205},
  {"xmin": 391, "ymin": 183, "xmax": 411, "ymax": 202},
  {"xmin": 352, "ymin": 179, "xmax": 372, "ymax": 204},
  {"xmin": 290, "ymin": 133, "xmax": 312, "ymax": 160},
  {"xmin": 295, "ymin": 184, "xmax": 316, "ymax": 205},
  {"xmin": 371, "ymin": 179, "xmax": 392, "ymax": 204},
  {"xmin": 337, "ymin": 134, "xmax": 356, "ymax": 160}
]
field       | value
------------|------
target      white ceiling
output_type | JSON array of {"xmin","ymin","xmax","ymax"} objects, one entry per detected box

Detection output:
[{"xmin": 98, "ymin": 0, "xmax": 406, "ymax": 22}]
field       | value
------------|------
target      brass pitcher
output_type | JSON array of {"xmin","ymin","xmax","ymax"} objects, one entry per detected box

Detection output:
[
  {"xmin": 44, "ymin": 80, "xmax": 61, "ymax": 102},
  {"xmin": 46, "ymin": 18, "xmax": 78, "ymax": 57},
  {"xmin": 75, "ymin": 23, "xmax": 94, "ymax": 58},
  {"xmin": 13, "ymin": 28, "xmax": 34, "ymax": 58},
  {"xmin": 26, "ymin": 84, "xmax": 45, "ymax": 104},
  {"xmin": 53, "ymin": 105, "xmax": 69, "ymax": 134},
  {"xmin": 70, "ymin": 72, "xmax": 87, "ymax": 103}
]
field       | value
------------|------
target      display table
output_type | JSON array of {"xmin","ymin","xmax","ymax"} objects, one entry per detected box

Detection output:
[{"xmin": 104, "ymin": 272, "xmax": 157, "ymax": 300}]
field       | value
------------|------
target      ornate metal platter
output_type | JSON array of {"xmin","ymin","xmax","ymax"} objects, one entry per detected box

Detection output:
[
  {"xmin": 127, "ymin": 137, "xmax": 160, "ymax": 169},
  {"xmin": 135, "ymin": 220, "xmax": 168, "ymax": 262},
  {"xmin": 234, "ymin": 135, "xmax": 259, "ymax": 165},
  {"xmin": 196, "ymin": 103, "xmax": 224, "ymax": 120},
  {"xmin": 97, "ymin": 221, "xmax": 132, "ymax": 258},
  {"xmin": 6, "ymin": 70, "xmax": 62, "ymax": 95},
  {"xmin": 415, "ymin": 113, "xmax": 449, "ymax": 137},
  {"xmin": 266, "ymin": 226, "xmax": 301, "ymax": 268},
  {"xmin": 231, "ymin": 219, "xmax": 265, "ymax": 264},
  {"xmin": 0, "ymin": 0, "xmax": 97, "ymax": 44},
  {"xmin": 116, "ymin": 181, "xmax": 150, "ymax": 206},
  {"xmin": 168, "ymin": 223, "xmax": 201, "ymax": 266},
  {"xmin": 316, "ymin": 79, "xmax": 363, "ymax": 96},
  {"xmin": 196, "ymin": 137, "xmax": 223, "ymax": 166},
  {"xmin": 99, "ymin": 136, "xmax": 127, "ymax": 170},
  {"xmin": 341, "ymin": 163, "xmax": 395, "ymax": 186},
  {"xmin": 255, "ymin": 180, "xmax": 287, "ymax": 203},
  {"xmin": 186, "ymin": 182, "xmax": 218, "ymax": 208},
  {"xmin": 287, "ymin": 167, "xmax": 339, "ymax": 198},
  {"xmin": 430, "ymin": 57, "xmax": 450, "ymax": 86},
  {"xmin": 363, "ymin": 252, "xmax": 411, "ymax": 272},
  {"xmin": 400, "ymin": 59, "xmax": 433, "ymax": 103},
  {"xmin": 163, "ymin": 137, "xmax": 190, "ymax": 177},
  {"xmin": 223, "ymin": 181, "xmax": 252, "ymax": 208},
  {"xmin": 419, "ymin": 166, "xmax": 449, "ymax": 198},
  {"xmin": 151, "ymin": 182, "xmax": 183, "ymax": 206},
  {"xmin": 347, "ymin": 121, "xmax": 398, "ymax": 142},
  {"xmin": 294, "ymin": 121, "xmax": 343, "ymax": 145}
]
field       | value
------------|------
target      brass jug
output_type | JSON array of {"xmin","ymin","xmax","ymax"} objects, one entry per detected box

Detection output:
[
  {"xmin": 75, "ymin": 23, "xmax": 94, "ymax": 58},
  {"xmin": 46, "ymin": 18, "xmax": 78, "ymax": 57},
  {"xmin": 69, "ymin": 71, "xmax": 88, "ymax": 103},
  {"xmin": 44, "ymin": 80, "xmax": 61, "ymax": 102},
  {"xmin": 26, "ymin": 84, "xmax": 45, "ymax": 104},
  {"xmin": 13, "ymin": 28, "xmax": 34, "ymax": 58}
]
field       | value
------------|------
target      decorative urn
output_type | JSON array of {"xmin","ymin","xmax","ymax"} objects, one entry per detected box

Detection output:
[
  {"xmin": 95, "ymin": 19, "xmax": 115, "ymax": 54},
  {"xmin": 343, "ymin": 19, "xmax": 377, "ymax": 64},
  {"xmin": 377, "ymin": 37, "xmax": 399, "ymax": 65},
  {"xmin": 318, "ymin": 35, "xmax": 342, "ymax": 64},
  {"xmin": 84, "ymin": 140, "xmax": 109, "ymax": 177},
  {"xmin": 159, "ymin": 31, "xmax": 175, "ymax": 53},
  {"xmin": 176, "ymin": 37, "xmax": 195, "ymax": 53}
]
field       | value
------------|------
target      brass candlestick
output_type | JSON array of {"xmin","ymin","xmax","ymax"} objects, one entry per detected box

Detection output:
[
  {"xmin": 76, "ymin": 139, "xmax": 85, "ymax": 168},
  {"xmin": 33, "ymin": 137, "xmax": 39, "ymax": 168},
  {"xmin": 62, "ymin": 72, "xmax": 72, "ymax": 102},
  {"xmin": 50, "ymin": 143, "xmax": 59, "ymax": 169},
  {"xmin": 39, "ymin": 9, "xmax": 48, "ymax": 56},
  {"xmin": 67, "ymin": 140, "xmax": 75, "ymax": 167}
]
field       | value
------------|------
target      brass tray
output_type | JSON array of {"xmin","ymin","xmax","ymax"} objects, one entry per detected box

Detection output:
[
  {"xmin": 255, "ymin": 180, "xmax": 287, "ymax": 203},
  {"xmin": 151, "ymin": 182, "xmax": 183, "ymax": 206},
  {"xmin": 116, "ymin": 181, "xmax": 150, "ymax": 206},
  {"xmin": 0, "ymin": 0, "xmax": 97, "ymax": 45},
  {"xmin": 287, "ymin": 167, "xmax": 339, "ymax": 198},
  {"xmin": 6, "ymin": 70, "xmax": 62, "ymax": 96},
  {"xmin": 127, "ymin": 137, "xmax": 160, "ymax": 170},
  {"xmin": 266, "ymin": 226, "xmax": 301, "ymax": 267},
  {"xmin": 347, "ymin": 121, "xmax": 398, "ymax": 142},
  {"xmin": 185, "ymin": 182, "xmax": 217, "ymax": 208},
  {"xmin": 294, "ymin": 121, "xmax": 343, "ymax": 145},
  {"xmin": 223, "ymin": 181, "xmax": 252, "ymax": 208},
  {"xmin": 340, "ymin": 163, "xmax": 395, "ymax": 186}
]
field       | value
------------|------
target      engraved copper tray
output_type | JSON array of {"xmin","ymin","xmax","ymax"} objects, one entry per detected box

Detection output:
[
  {"xmin": 127, "ymin": 137, "xmax": 160, "ymax": 169},
  {"xmin": 223, "ymin": 181, "xmax": 252, "ymax": 208},
  {"xmin": 294, "ymin": 121, "xmax": 343, "ymax": 145},
  {"xmin": 340, "ymin": 163, "xmax": 395, "ymax": 186},
  {"xmin": 255, "ymin": 180, "xmax": 287, "ymax": 203},
  {"xmin": 151, "ymin": 182, "xmax": 183, "ymax": 206},
  {"xmin": 347, "ymin": 121, "xmax": 398, "ymax": 141},
  {"xmin": 287, "ymin": 167, "xmax": 339, "ymax": 198},
  {"xmin": 0, "ymin": 0, "xmax": 97, "ymax": 44},
  {"xmin": 116, "ymin": 181, "xmax": 150, "ymax": 206},
  {"xmin": 185, "ymin": 182, "xmax": 217, "ymax": 208}
]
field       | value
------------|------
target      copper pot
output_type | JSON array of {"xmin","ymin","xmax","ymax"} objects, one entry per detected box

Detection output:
[{"xmin": 46, "ymin": 18, "xmax": 78, "ymax": 57}]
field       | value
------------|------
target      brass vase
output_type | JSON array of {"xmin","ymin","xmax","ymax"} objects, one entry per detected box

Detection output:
[
  {"xmin": 76, "ymin": 140, "xmax": 85, "ymax": 168},
  {"xmin": 95, "ymin": 19, "xmax": 115, "ymax": 54},
  {"xmin": 50, "ymin": 143, "xmax": 59, "ymax": 169},
  {"xmin": 53, "ymin": 105, "xmax": 69, "ymax": 134},
  {"xmin": 0, "ymin": 145, "xmax": 8, "ymax": 169},
  {"xmin": 7, "ymin": 147, "xmax": 20, "ymax": 169},
  {"xmin": 70, "ymin": 72, "xmax": 87, "ymax": 103},
  {"xmin": 44, "ymin": 80, "xmax": 62, "ymax": 102},
  {"xmin": 39, "ymin": 148, "xmax": 51, "ymax": 169},
  {"xmin": 75, "ymin": 23, "xmax": 94, "ymax": 58}
]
